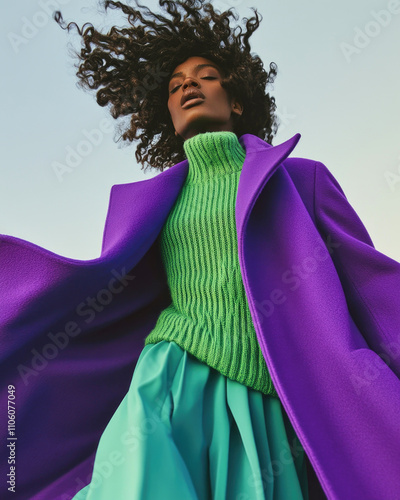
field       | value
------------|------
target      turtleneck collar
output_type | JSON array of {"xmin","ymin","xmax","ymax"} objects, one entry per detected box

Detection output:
[{"xmin": 182, "ymin": 131, "xmax": 246, "ymax": 185}]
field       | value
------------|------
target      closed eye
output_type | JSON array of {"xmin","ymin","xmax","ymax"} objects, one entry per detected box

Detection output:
[{"xmin": 169, "ymin": 76, "xmax": 217, "ymax": 94}]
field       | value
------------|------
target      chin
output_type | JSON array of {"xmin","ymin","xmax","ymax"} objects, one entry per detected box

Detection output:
[{"xmin": 182, "ymin": 119, "xmax": 230, "ymax": 137}]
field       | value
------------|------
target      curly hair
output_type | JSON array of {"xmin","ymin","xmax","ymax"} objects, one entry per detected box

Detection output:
[{"xmin": 54, "ymin": 0, "xmax": 279, "ymax": 173}]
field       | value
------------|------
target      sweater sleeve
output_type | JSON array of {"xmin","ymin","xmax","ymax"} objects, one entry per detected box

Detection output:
[{"xmin": 314, "ymin": 160, "xmax": 400, "ymax": 379}]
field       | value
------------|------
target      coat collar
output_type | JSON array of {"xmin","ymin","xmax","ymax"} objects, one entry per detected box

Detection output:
[
  {"xmin": 235, "ymin": 133, "xmax": 301, "ymax": 236},
  {"xmin": 102, "ymin": 133, "xmax": 302, "ymax": 255}
]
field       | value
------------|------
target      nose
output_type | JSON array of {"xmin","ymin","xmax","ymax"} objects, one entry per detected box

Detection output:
[{"xmin": 182, "ymin": 77, "xmax": 199, "ymax": 90}]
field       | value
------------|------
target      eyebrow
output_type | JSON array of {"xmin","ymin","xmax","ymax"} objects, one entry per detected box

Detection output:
[{"xmin": 169, "ymin": 63, "xmax": 220, "ymax": 81}]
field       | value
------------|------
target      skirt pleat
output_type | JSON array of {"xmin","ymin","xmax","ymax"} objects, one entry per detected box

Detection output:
[{"xmin": 72, "ymin": 340, "xmax": 309, "ymax": 500}]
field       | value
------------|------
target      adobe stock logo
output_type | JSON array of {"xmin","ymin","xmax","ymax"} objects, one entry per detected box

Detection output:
[
  {"xmin": 384, "ymin": 151, "xmax": 400, "ymax": 192},
  {"xmin": 340, "ymin": 2, "xmax": 400, "ymax": 63},
  {"xmin": 17, "ymin": 267, "xmax": 135, "ymax": 386},
  {"xmin": 8, "ymin": 0, "xmax": 72, "ymax": 54},
  {"xmin": 51, "ymin": 118, "xmax": 113, "ymax": 182},
  {"xmin": 252, "ymin": 234, "xmax": 341, "ymax": 324}
]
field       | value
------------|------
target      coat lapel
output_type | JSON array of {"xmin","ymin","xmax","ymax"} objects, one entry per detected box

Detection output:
[{"xmin": 235, "ymin": 133, "xmax": 301, "ymax": 238}]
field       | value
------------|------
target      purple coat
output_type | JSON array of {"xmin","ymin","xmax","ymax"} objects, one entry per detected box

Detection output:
[{"xmin": 1, "ymin": 133, "xmax": 400, "ymax": 500}]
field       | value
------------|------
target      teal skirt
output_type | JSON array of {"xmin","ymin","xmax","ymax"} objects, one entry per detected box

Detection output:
[{"xmin": 72, "ymin": 340, "xmax": 309, "ymax": 499}]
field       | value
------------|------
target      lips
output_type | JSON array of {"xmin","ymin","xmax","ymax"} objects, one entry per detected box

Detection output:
[{"xmin": 181, "ymin": 89, "xmax": 205, "ymax": 107}]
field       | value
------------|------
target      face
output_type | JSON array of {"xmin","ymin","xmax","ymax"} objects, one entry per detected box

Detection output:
[{"xmin": 167, "ymin": 56, "xmax": 243, "ymax": 141}]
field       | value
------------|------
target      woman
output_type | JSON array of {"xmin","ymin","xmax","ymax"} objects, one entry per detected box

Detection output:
[
  {"xmin": 59, "ymin": 1, "xmax": 311, "ymax": 498},
  {"xmin": 1, "ymin": 1, "xmax": 400, "ymax": 499},
  {"xmin": 68, "ymin": 48, "xmax": 312, "ymax": 498}
]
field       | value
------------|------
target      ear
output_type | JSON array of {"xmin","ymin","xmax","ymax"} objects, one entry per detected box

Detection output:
[{"xmin": 231, "ymin": 98, "xmax": 244, "ymax": 116}]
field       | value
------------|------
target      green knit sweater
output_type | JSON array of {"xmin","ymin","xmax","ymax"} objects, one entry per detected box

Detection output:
[{"xmin": 144, "ymin": 131, "xmax": 278, "ymax": 398}]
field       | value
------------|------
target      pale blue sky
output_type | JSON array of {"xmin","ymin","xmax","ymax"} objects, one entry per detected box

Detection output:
[{"xmin": 1, "ymin": 0, "xmax": 399, "ymax": 260}]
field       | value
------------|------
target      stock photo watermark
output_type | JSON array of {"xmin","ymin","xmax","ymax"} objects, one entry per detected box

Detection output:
[
  {"xmin": 243, "ymin": 436, "xmax": 305, "ymax": 499},
  {"xmin": 63, "ymin": 393, "xmax": 171, "ymax": 499},
  {"xmin": 384, "ymin": 152, "xmax": 400, "ymax": 191},
  {"xmin": 252, "ymin": 234, "xmax": 341, "ymax": 324},
  {"xmin": 5, "ymin": 385, "xmax": 17, "ymax": 493},
  {"xmin": 350, "ymin": 337, "xmax": 400, "ymax": 395},
  {"xmin": 51, "ymin": 61, "xmax": 171, "ymax": 181},
  {"xmin": 8, "ymin": 0, "xmax": 72, "ymax": 53},
  {"xmin": 340, "ymin": 1, "xmax": 400, "ymax": 63},
  {"xmin": 16, "ymin": 266, "xmax": 136, "ymax": 386},
  {"xmin": 203, "ymin": 233, "xmax": 341, "ymax": 354},
  {"xmin": 52, "ymin": 118, "xmax": 113, "ymax": 182},
  {"xmin": 275, "ymin": 107, "xmax": 297, "ymax": 134}
]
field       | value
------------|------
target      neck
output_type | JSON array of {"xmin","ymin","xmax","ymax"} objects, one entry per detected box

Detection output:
[{"xmin": 182, "ymin": 131, "xmax": 246, "ymax": 185}]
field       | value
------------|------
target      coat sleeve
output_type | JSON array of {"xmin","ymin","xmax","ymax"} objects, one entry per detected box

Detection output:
[
  {"xmin": 314, "ymin": 160, "xmax": 400, "ymax": 379},
  {"xmin": 0, "ymin": 215, "xmax": 168, "ymax": 499}
]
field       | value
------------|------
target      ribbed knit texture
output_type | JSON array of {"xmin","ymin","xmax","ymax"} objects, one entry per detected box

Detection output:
[{"xmin": 144, "ymin": 131, "xmax": 278, "ymax": 398}]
